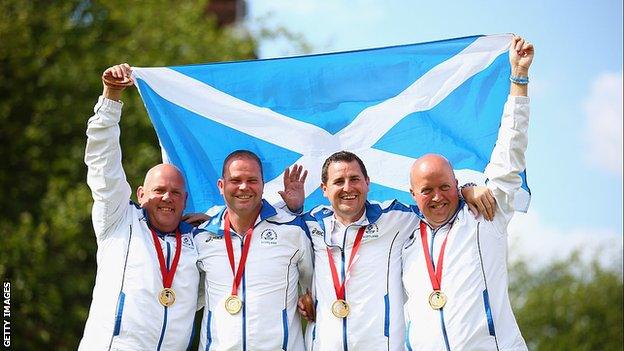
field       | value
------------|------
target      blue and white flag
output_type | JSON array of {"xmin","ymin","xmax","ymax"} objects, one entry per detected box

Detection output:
[{"xmin": 132, "ymin": 33, "xmax": 530, "ymax": 213}]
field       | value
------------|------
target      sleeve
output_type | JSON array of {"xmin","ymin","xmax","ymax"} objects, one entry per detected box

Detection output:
[
  {"xmin": 84, "ymin": 96, "xmax": 132, "ymax": 239},
  {"xmin": 297, "ymin": 224, "xmax": 314, "ymax": 293},
  {"xmin": 273, "ymin": 199, "xmax": 304, "ymax": 216},
  {"xmin": 484, "ymin": 95, "xmax": 530, "ymax": 230}
]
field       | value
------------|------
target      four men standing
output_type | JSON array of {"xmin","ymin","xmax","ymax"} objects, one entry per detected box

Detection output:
[{"xmin": 81, "ymin": 35, "xmax": 533, "ymax": 350}]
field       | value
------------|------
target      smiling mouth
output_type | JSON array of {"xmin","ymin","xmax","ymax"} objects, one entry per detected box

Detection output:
[
  {"xmin": 235, "ymin": 195, "xmax": 253, "ymax": 200},
  {"xmin": 158, "ymin": 207, "xmax": 175, "ymax": 213},
  {"xmin": 430, "ymin": 203, "xmax": 447, "ymax": 210},
  {"xmin": 340, "ymin": 194, "xmax": 357, "ymax": 200}
]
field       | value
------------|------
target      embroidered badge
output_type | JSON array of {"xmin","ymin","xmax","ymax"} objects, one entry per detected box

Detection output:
[
  {"xmin": 363, "ymin": 223, "xmax": 380, "ymax": 239},
  {"xmin": 260, "ymin": 228, "xmax": 278, "ymax": 246},
  {"xmin": 311, "ymin": 227, "xmax": 325, "ymax": 238},
  {"xmin": 182, "ymin": 235, "xmax": 195, "ymax": 249}
]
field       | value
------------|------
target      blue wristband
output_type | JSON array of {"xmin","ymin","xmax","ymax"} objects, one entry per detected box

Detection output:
[{"xmin": 509, "ymin": 75, "xmax": 529, "ymax": 85}]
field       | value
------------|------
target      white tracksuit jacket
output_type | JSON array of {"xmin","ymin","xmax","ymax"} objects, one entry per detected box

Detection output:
[
  {"xmin": 402, "ymin": 95, "xmax": 530, "ymax": 351},
  {"xmin": 80, "ymin": 96, "xmax": 200, "ymax": 351},
  {"xmin": 303, "ymin": 201, "xmax": 420, "ymax": 351},
  {"xmin": 195, "ymin": 201, "xmax": 313, "ymax": 351}
]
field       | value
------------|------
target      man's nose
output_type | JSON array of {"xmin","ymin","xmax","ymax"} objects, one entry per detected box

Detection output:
[
  {"xmin": 162, "ymin": 191, "xmax": 173, "ymax": 201},
  {"xmin": 430, "ymin": 189, "xmax": 441, "ymax": 201},
  {"xmin": 239, "ymin": 182, "xmax": 248, "ymax": 190}
]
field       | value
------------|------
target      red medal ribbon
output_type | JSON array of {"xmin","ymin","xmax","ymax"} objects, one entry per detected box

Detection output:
[
  {"xmin": 224, "ymin": 211, "xmax": 257, "ymax": 297},
  {"xmin": 419, "ymin": 221, "xmax": 451, "ymax": 292},
  {"xmin": 149, "ymin": 227, "xmax": 182, "ymax": 290},
  {"xmin": 326, "ymin": 226, "xmax": 366, "ymax": 300}
]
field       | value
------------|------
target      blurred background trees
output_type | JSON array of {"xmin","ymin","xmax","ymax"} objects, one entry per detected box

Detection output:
[
  {"xmin": 0, "ymin": 1, "xmax": 622, "ymax": 350},
  {"xmin": 0, "ymin": 1, "xmax": 255, "ymax": 349},
  {"xmin": 509, "ymin": 251, "xmax": 623, "ymax": 350}
]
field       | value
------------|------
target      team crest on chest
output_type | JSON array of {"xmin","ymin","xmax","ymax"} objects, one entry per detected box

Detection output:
[
  {"xmin": 182, "ymin": 235, "xmax": 195, "ymax": 249},
  {"xmin": 260, "ymin": 228, "xmax": 278, "ymax": 246},
  {"xmin": 363, "ymin": 223, "xmax": 379, "ymax": 239}
]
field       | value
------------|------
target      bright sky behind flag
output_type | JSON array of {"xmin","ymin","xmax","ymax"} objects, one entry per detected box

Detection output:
[{"xmin": 245, "ymin": 0, "xmax": 623, "ymax": 268}]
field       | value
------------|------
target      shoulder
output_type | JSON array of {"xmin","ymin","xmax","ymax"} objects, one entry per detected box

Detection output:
[
  {"xmin": 365, "ymin": 199, "xmax": 419, "ymax": 223},
  {"xmin": 265, "ymin": 206, "xmax": 310, "ymax": 233}
]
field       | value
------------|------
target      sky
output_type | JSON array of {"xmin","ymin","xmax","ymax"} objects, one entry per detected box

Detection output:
[{"xmin": 245, "ymin": 0, "xmax": 623, "ymax": 269}]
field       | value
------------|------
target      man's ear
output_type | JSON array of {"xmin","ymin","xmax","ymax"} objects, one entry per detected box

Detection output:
[
  {"xmin": 217, "ymin": 179, "xmax": 225, "ymax": 196},
  {"xmin": 320, "ymin": 182, "xmax": 328, "ymax": 198},
  {"xmin": 137, "ymin": 186, "xmax": 145, "ymax": 206}
]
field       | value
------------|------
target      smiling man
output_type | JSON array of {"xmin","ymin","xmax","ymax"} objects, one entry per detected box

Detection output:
[
  {"xmin": 402, "ymin": 35, "xmax": 533, "ymax": 350},
  {"xmin": 301, "ymin": 151, "xmax": 420, "ymax": 350},
  {"xmin": 80, "ymin": 64, "xmax": 200, "ymax": 350},
  {"xmin": 194, "ymin": 150, "xmax": 313, "ymax": 350}
]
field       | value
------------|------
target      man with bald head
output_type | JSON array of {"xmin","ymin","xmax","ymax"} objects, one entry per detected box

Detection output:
[
  {"xmin": 80, "ymin": 64, "xmax": 200, "ymax": 350},
  {"xmin": 402, "ymin": 35, "xmax": 533, "ymax": 350}
]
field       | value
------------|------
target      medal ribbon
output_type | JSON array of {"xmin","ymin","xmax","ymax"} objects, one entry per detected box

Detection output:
[
  {"xmin": 149, "ymin": 227, "xmax": 182, "ymax": 289},
  {"xmin": 326, "ymin": 226, "xmax": 366, "ymax": 300},
  {"xmin": 419, "ymin": 221, "xmax": 450, "ymax": 292},
  {"xmin": 224, "ymin": 211, "xmax": 257, "ymax": 296}
]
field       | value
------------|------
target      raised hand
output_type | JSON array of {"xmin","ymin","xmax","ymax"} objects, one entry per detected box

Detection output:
[
  {"xmin": 509, "ymin": 36, "xmax": 534, "ymax": 76},
  {"xmin": 278, "ymin": 164, "xmax": 308, "ymax": 213},
  {"xmin": 102, "ymin": 63, "xmax": 134, "ymax": 100}
]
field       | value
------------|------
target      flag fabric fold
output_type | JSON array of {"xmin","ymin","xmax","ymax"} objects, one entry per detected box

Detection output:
[{"xmin": 132, "ymin": 33, "xmax": 530, "ymax": 213}]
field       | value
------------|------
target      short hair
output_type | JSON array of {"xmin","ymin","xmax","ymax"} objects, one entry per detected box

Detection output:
[
  {"xmin": 321, "ymin": 151, "xmax": 368, "ymax": 184},
  {"xmin": 221, "ymin": 150, "xmax": 264, "ymax": 179}
]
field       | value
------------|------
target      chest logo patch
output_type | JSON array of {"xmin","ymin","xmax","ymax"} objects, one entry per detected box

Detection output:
[
  {"xmin": 311, "ymin": 227, "xmax": 324, "ymax": 238},
  {"xmin": 363, "ymin": 223, "xmax": 379, "ymax": 239},
  {"xmin": 204, "ymin": 231, "xmax": 223, "ymax": 243},
  {"xmin": 260, "ymin": 228, "xmax": 278, "ymax": 246},
  {"xmin": 182, "ymin": 235, "xmax": 195, "ymax": 249}
]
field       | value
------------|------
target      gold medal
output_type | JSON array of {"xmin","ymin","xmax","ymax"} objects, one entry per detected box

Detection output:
[
  {"xmin": 158, "ymin": 288, "xmax": 176, "ymax": 307},
  {"xmin": 428, "ymin": 290, "xmax": 447, "ymax": 310},
  {"xmin": 331, "ymin": 299, "xmax": 350, "ymax": 318},
  {"xmin": 225, "ymin": 295, "xmax": 243, "ymax": 314}
]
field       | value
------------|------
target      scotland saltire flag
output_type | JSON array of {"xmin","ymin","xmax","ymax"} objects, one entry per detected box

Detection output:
[{"xmin": 132, "ymin": 33, "xmax": 530, "ymax": 213}]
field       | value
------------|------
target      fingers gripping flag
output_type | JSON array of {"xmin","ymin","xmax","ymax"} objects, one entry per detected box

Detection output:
[{"xmin": 132, "ymin": 34, "xmax": 530, "ymax": 213}]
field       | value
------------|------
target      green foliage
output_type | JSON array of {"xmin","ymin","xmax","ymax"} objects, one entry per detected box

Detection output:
[
  {"xmin": 2, "ymin": 2, "xmax": 622, "ymax": 350},
  {"xmin": 0, "ymin": 1, "xmax": 255, "ymax": 349},
  {"xmin": 509, "ymin": 252, "xmax": 624, "ymax": 351}
]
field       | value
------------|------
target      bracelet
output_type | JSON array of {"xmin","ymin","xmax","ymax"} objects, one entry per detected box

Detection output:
[
  {"xmin": 458, "ymin": 182, "xmax": 478, "ymax": 202},
  {"xmin": 509, "ymin": 75, "xmax": 529, "ymax": 85}
]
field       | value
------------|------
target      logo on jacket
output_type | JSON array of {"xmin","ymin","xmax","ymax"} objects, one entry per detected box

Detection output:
[
  {"xmin": 204, "ymin": 231, "xmax": 223, "ymax": 243},
  {"xmin": 260, "ymin": 229, "xmax": 278, "ymax": 246},
  {"xmin": 311, "ymin": 227, "xmax": 324, "ymax": 238},
  {"xmin": 363, "ymin": 223, "xmax": 379, "ymax": 239},
  {"xmin": 182, "ymin": 235, "xmax": 195, "ymax": 249}
]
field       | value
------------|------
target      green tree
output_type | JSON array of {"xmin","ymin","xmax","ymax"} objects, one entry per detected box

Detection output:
[
  {"xmin": 509, "ymin": 252, "xmax": 624, "ymax": 350},
  {"xmin": 0, "ymin": 1, "xmax": 256, "ymax": 349}
]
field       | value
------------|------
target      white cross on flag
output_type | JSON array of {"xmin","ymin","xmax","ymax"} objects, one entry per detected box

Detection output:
[{"xmin": 132, "ymin": 33, "xmax": 530, "ymax": 213}]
